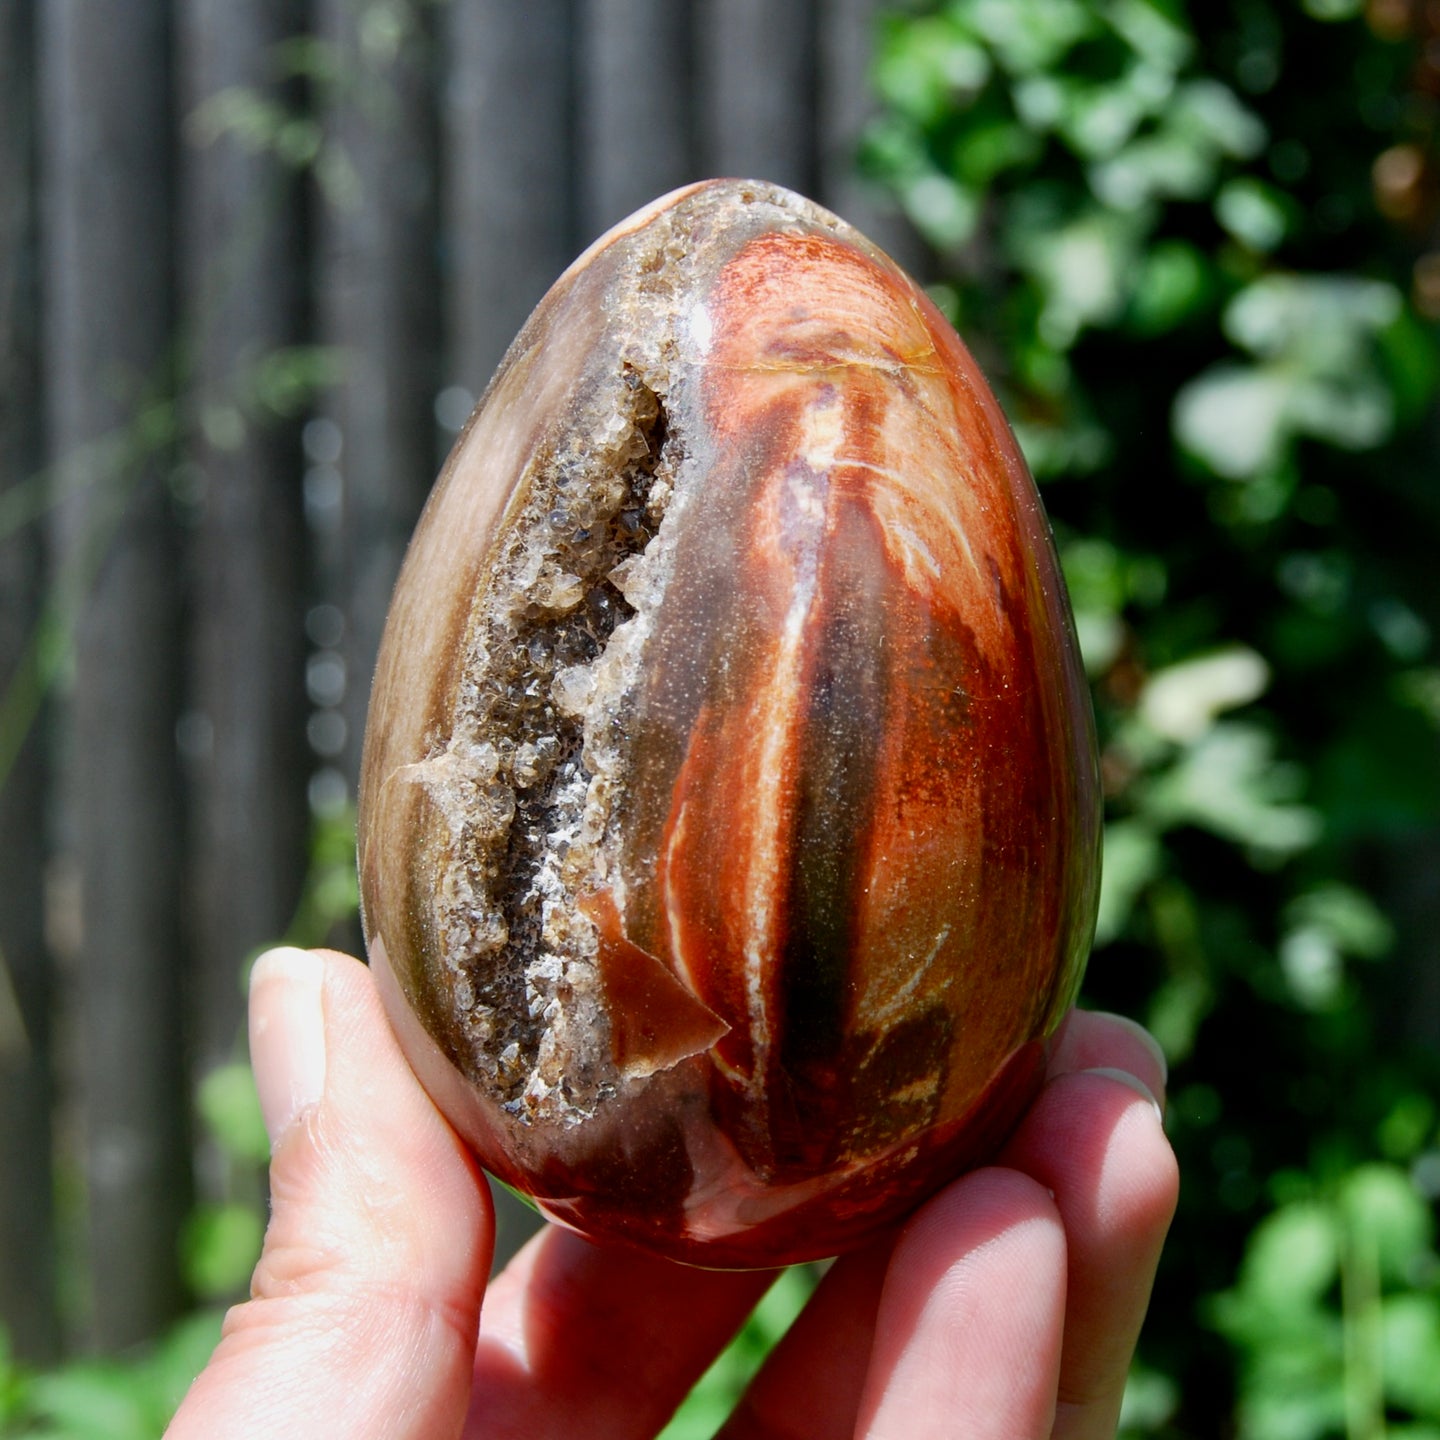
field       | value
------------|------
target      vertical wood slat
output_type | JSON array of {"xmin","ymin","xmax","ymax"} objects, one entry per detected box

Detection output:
[
  {"xmin": 38, "ymin": 0, "xmax": 191, "ymax": 1350},
  {"xmin": 0, "ymin": 0, "xmax": 60, "ymax": 1365},
  {"xmin": 576, "ymin": 0, "xmax": 696, "ymax": 240},
  {"xmin": 444, "ymin": 0, "xmax": 576, "ymax": 392},
  {"xmin": 179, "ymin": 0, "xmax": 310, "ymax": 1084},
  {"xmin": 314, "ymin": 0, "xmax": 441, "ymax": 794},
  {"xmin": 697, "ymin": 0, "xmax": 818, "ymax": 192},
  {"xmin": 816, "ymin": 0, "xmax": 925, "ymax": 273}
]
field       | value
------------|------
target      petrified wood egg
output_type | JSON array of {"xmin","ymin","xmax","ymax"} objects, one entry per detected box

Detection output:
[{"xmin": 358, "ymin": 179, "xmax": 1100, "ymax": 1268}]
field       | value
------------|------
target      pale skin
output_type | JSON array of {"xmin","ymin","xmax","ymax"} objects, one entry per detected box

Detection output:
[{"xmin": 167, "ymin": 947, "xmax": 1179, "ymax": 1440}]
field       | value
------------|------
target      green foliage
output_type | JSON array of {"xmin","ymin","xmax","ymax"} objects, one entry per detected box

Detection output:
[
  {"xmin": 1208, "ymin": 1163, "xmax": 1440, "ymax": 1439},
  {"xmin": 196, "ymin": 1063, "xmax": 269, "ymax": 1170},
  {"xmin": 180, "ymin": 1204, "xmax": 265, "ymax": 1303},
  {"xmin": 178, "ymin": 1063, "xmax": 271, "ymax": 1304},
  {"xmin": 867, "ymin": 0, "xmax": 1440, "ymax": 1434},
  {"xmin": 0, "ymin": 1311, "xmax": 223, "ymax": 1440},
  {"xmin": 0, "ymin": 1049, "xmax": 272, "ymax": 1434}
]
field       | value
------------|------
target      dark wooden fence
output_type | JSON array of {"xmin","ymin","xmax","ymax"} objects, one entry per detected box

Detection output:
[{"xmin": 0, "ymin": 0, "xmax": 921, "ymax": 1360}]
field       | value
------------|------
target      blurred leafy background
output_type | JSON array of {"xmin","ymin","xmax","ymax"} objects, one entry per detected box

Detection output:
[{"xmin": 1, "ymin": 1, "xmax": 1438, "ymax": 1437}]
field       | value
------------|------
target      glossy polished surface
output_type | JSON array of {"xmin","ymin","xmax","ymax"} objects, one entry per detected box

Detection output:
[{"xmin": 359, "ymin": 180, "xmax": 1101, "ymax": 1267}]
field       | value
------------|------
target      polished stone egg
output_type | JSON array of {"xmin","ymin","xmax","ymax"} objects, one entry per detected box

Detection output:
[{"xmin": 358, "ymin": 179, "xmax": 1100, "ymax": 1268}]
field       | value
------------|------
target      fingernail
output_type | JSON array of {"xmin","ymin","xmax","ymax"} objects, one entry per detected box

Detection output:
[
  {"xmin": 1098, "ymin": 1012, "xmax": 1169, "ymax": 1086},
  {"xmin": 250, "ymin": 947, "xmax": 328, "ymax": 1145},
  {"xmin": 1082, "ymin": 1066, "xmax": 1165, "ymax": 1124}
]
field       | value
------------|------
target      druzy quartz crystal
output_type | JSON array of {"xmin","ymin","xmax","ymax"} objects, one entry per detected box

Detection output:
[{"xmin": 358, "ymin": 179, "xmax": 1101, "ymax": 1268}]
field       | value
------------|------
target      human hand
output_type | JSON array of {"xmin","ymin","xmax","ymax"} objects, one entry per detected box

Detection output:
[{"xmin": 166, "ymin": 947, "xmax": 1177, "ymax": 1440}]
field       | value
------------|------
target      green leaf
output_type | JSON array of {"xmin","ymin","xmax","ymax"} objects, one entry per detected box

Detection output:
[
  {"xmin": 873, "ymin": 15, "xmax": 990, "ymax": 127},
  {"xmin": 1221, "ymin": 1201, "xmax": 1342, "ymax": 1323},
  {"xmin": 1096, "ymin": 820, "xmax": 1164, "ymax": 944},
  {"xmin": 1128, "ymin": 239, "xmax": 1212, "ymax": 333},
  {"xmin": 1059, "ymin": 535, "xmax": 1169, "ymax": 653},
  {"xmin": 1288, "ymin": 374, "xmax": 1394, "ymax": 451},
  {"xmin": 1141, "ymin": 722, "xmax": 1321, "ymax": 856},
  {"xmin": 1236, "ymin": 1377, "xmax": 1347, "ymax": 1440},
  {"xmin": 1012, "ymin": 415, "xmax": 1114, "ymax": 478},
  {"xmin": 1377, "ymin": 308, "xmax": 1440, "ymax": 423},
  {"xmin": 1277, "ymin": 549, "xmax": 1351, "ymax": 616},
  {"xmin": 182, "ymin": 1203, "xmax": 265, "ymax": 1300},
  {"xmin": 186, "ymin": 87, "xmax": 290, "ymax": 153},
  {"xmin": 1224, "ymin": 275, "xmax": 1402, "ymax": 366},
  {"xmin": 1173, "ymin": 365, "xmax": 1292, "ymax": 478},
  {"xmin": 1011, "ymin": 209, "xmax": 1141, "ymax": 345},
  {"xmin": 1303, "ymin": 0, "xmax": 1364, "ymax": 17},
  {"xmin": 1138, "ymin": 647, "xmax": 1270, "ymax": 743},
  {"xmin": 1104, "ymin": 0, "xmax": 1194, "ymax": 71},
  {"xmin": 1216, "ymin": 177, "xmax": 1291, "ymax": 251},
  {"xmin": 1061, "ymin": 535, "xmax": 1130, "ymax": 615},
  {"xmin": 1118, "ymin": 1361, "xmax": 1180, "ymax": 1435},
  {"xmin": 1091, "ymin": 131, "xmax": 1216, "ymax": 207},
  {"xmin": 0, "ymin": 1328, "xmax": 30, "ymax": 1424},
  {"xmin": 20, "ymin": 1311, "xmax": 224, "ymax": 1439},
  {"xmin": 146, "ymin": 1311, "xmax": 226, "ymax": 1421},
  {"xmin": 1371, "ymin": 597, "xmax": 1432, "ymax": 662},
  {"xmin": 1012, "ymin": 73, "xmax": 1068, "ymax": 131},
  {"xmin": 1144, "ymin": 969, "xmax": 1212, "ymax": 1062},
  {"xmin": 856, "ymin": 113, "xmax": 930, "ymax": 188},
  {"xmin": 1277, "ymin": 926, "xmax": 1346, "ymax": 1010},
  {"xmin": 26, "ymin": 1366, "xmax": 157, "ymax": 1440},
  {"xmin": 1283, "ymin": 884, "xmax": 1393, "ymax": 962},
  {"xmin": 252, "ymin": 345, "xmax": 347, "ymax": 416},
  {"xmin": 957, "ymin": 0, "xmax": 1099, "ymax": 73},
  {"xmin": 1395, "ymin": 668, "xmax": 1440, "ymax": 732},
  {"xmin": 1058, "ymin": 79, "xmax": 1154, "ymax": 160},
  {"xmin": 196, "ymin": 1061, "xmax": 271, "ymax": 1166},
  {"xmin": 1071, "ymin": 607, "xmax": 1126, "ymax": 673},
  {"xmin": 1339, "ymin": 1165, "xmax": 1434, "ymax": 1283},
  {"xmin": 952, "ymin": 117, "xmax": 1043, "ymax": 187},
  {"xmin": 901, "ymin": 172, "xmax": 981, "ymax": 249},
  {"xmin": 1169, "ymin": 78, "xmax": 1267, "ymax": 160},
  {"xmin": 1377, "ymin": 1093, "xmax": 1438, "ymax": 1163},
  {"xmin": 1383, "ymin": 1295, "xmax": 1440, "ymax": 1418}
]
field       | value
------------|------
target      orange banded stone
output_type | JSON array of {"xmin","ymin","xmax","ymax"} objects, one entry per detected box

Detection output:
[{"xmin": 358, "ymin": 179, "xmax": 1100, "ymax": 1267}]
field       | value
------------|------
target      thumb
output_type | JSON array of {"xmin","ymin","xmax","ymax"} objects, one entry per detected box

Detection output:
[{"xmin": 168, "ymin": 948, "xmax": 494, "ymax": 1440}]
